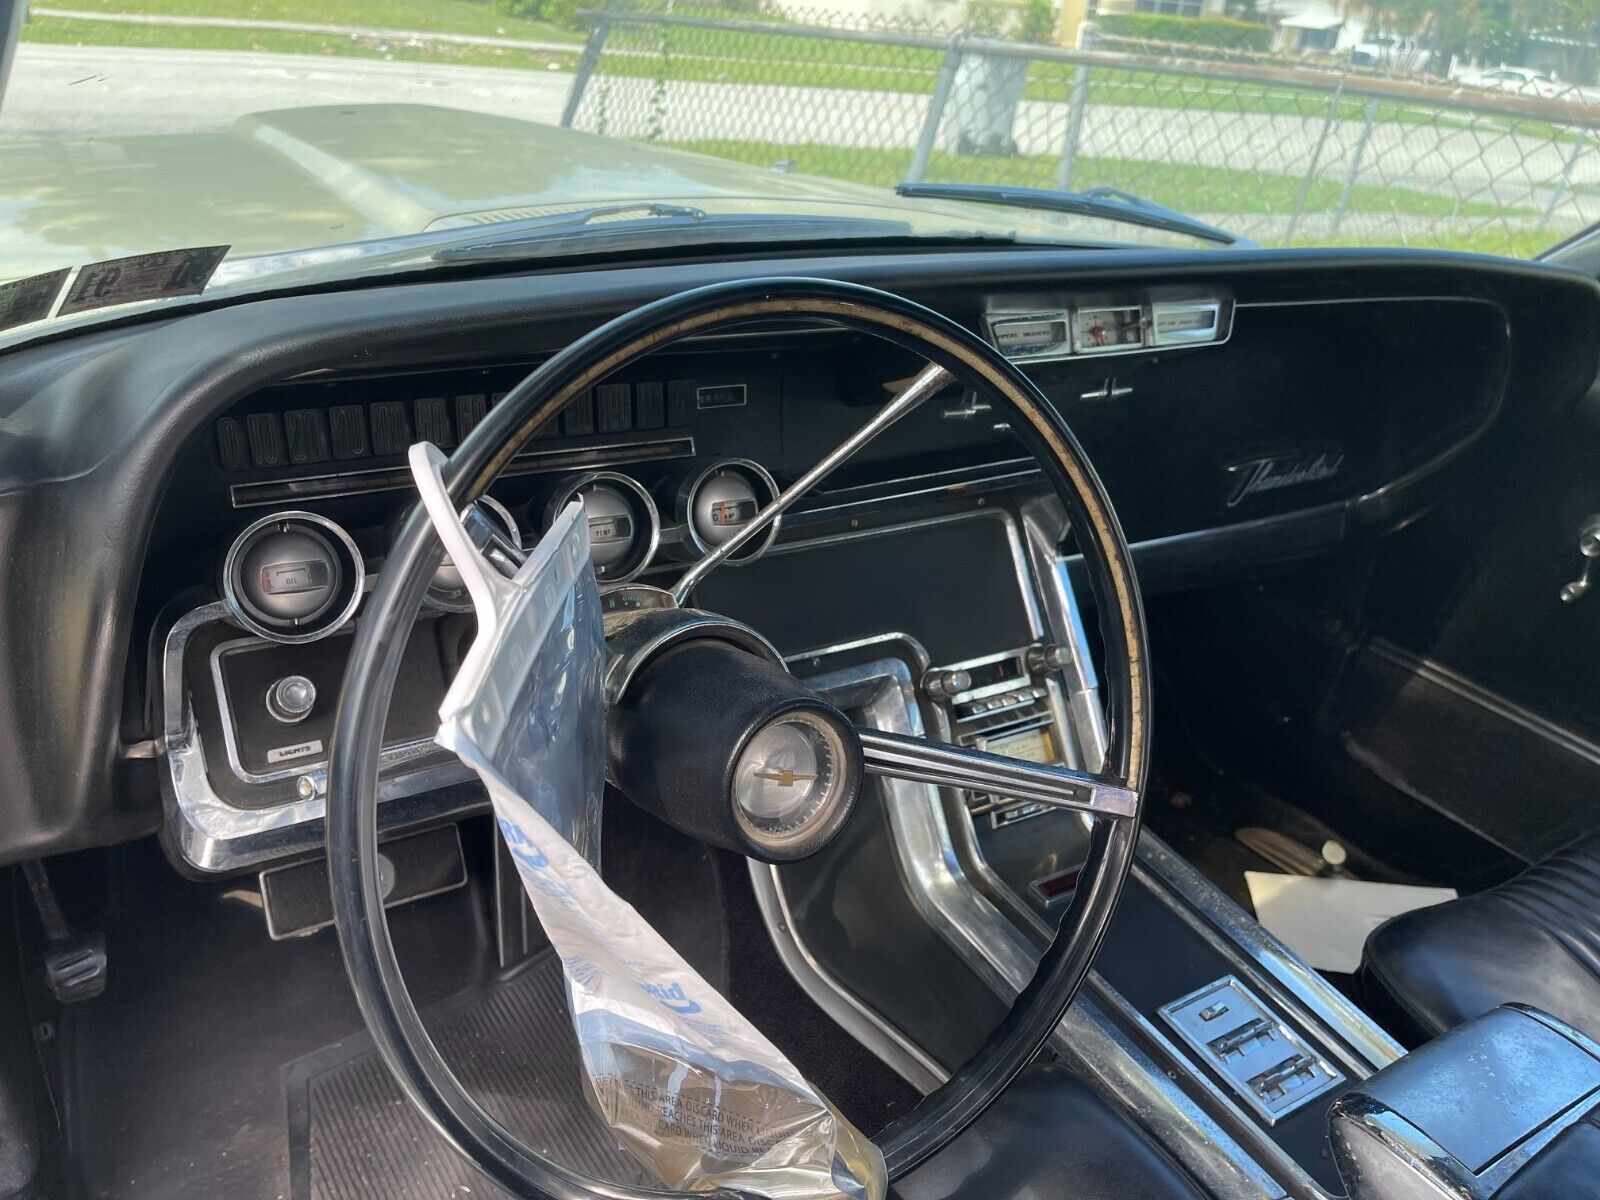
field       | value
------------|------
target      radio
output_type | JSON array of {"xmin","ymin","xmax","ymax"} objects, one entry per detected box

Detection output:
[{"xmin": 925, "ymin": 644, "xmax": 1072, "ymax": 828}]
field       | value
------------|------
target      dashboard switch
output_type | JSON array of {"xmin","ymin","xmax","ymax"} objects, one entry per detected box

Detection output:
[
  {"xmin": 1025, "ymin": 643, "xmax": 1071, "ymax": 674},
  {"xmin": 266, "ymin": 675, "xmax": 317, "ymax": 724}
]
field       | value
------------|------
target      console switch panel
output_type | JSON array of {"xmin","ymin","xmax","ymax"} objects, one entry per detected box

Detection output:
[{"xmin": 1160, "ymin": 975, "xmax": 1343, "ymax": 1125}]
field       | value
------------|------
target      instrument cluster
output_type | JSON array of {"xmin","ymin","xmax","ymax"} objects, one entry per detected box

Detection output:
[{"xmin": 218, "ymin": 455, "xmax": 781, "ymax": 645}]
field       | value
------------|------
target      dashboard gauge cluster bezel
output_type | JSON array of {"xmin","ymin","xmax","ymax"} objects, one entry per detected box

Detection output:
[
  {"xmin": 543, "ymin": 470, "xmax": 661, "ymax": 585},
  {"xmin": 675, "ymin": 457, "xmax": 781, "ymax": 565},
  {"xmin": 221, "ymin": 510, "xmax": 364, "ymax": 644}
]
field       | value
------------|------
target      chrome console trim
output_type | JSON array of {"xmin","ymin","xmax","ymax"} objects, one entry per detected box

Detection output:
[
  {"xmin": 747, "ymin": 500, "xmax": 1402, "ymax": 1198},
  {"xmin": 792, "ymin": 653, "xmax": 1286, "ymax": 1200},
  {"xmin": 159, "ymin": 597, "xmax": 479, "ymax": 873},
  {"xmin": 1018, "ymin": 502, "xmax": 1404, "ymax": 1075},
  {"xmin": 745, "ymin": 860, "xmax": 946, "ymax": 1093},
  {"xmin": 1133, "ymin": 837, "xmax": 1403, "ymax": 1074}
]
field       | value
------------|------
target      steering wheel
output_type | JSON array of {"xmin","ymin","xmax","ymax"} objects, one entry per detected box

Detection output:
[{"xmin": 326, "ymin": 277, "xmax": 1151, "ymax": 1199}]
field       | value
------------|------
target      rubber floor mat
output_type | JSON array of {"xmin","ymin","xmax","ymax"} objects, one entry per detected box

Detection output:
[{"xmin": 285, "ymin": 952, "xmax": 652, "ymax": 1200}]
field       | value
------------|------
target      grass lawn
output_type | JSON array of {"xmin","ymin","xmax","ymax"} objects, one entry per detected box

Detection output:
[
  {"xmin": 669, "ymin": 139, "xmax": 1522, "ymax": 220},
  {"xmin": 27, "ymin": 0, "xmax": 584, "ymax": 40},
  {"xmin": 21, "ymin": 13, "xmax": 583, "ymax": 67}
]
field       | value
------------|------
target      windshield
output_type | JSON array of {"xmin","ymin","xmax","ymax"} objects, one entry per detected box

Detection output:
[{"xmin": 2, "ymin": 0, "xmax": 1597, "ymax": 330}]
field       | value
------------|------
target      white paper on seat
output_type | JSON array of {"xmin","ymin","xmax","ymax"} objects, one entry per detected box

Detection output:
[{"xmin": 1244, "ymin": 872, "xmax": 1458, "ymax": 975}]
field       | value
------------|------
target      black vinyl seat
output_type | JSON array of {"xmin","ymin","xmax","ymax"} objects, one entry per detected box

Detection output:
[
  {"xmin": 892, "ymin": 1062, "xmax": 1206, "ymax": 1200},
  {"xmin": 1361, "ymin": 830, "xmax": 1600, "ymax": 1046}
]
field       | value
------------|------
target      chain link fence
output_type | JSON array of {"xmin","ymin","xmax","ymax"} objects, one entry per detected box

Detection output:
[{"xmin": 561, "ymin": 5, "xmax": 1600, "ymax": 254}]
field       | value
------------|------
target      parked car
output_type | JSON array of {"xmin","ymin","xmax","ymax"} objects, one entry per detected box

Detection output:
[{"xmin": 1458, "ymin": 63, "xmax": 1563, "ymax": 96}]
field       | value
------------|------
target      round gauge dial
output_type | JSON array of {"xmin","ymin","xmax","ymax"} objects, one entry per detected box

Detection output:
[
  {"xmin": 223, "ymin": 512, "xmax": 363, "ymax": 643},
  {"xmin": 678, "ymin": 458, "xmax": 779, "ymax": 564},
  {"xmin": 731, "ymin": 712, "xmax": 849, "ymax": 853},
  {"xmin": 545, "ymin": 472, "xmax": 659, "ymax": 584}
]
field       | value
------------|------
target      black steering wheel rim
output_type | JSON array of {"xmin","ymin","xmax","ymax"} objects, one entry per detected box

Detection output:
[{"xmin": 326, "ymin": 276, "xmax": 1152, "ymax": 1200}]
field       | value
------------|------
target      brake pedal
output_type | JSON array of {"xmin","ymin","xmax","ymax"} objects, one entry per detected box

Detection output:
[{"xmin": 21, "ymin": 860, "xmax": 108, "ymax": 1003}]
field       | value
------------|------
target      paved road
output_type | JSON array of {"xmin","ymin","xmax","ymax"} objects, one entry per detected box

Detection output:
[{"xmin": 0, "ymin": 43, "xmax": 573, "ymax": 138}]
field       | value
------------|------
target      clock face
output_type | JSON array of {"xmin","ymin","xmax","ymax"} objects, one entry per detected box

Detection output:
[{"xmin": 1073, "ymin": 306, "xmax": 1145, "ymax": 353}]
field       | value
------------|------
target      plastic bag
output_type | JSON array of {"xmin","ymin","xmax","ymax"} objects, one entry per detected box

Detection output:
[{"xmin": 409, "ymin": 444, "xmax": 886, "ymax": 1200}]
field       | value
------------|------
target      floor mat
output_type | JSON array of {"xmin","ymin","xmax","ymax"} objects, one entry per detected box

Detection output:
[{"xmin": 286, "ymin": 952, "xmax": 651, "ymax": 1200}]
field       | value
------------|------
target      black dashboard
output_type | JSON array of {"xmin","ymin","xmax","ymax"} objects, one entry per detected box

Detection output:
[{"xmin": 0, "ymin": 245, "xmax": 1595, "ymax": 871}]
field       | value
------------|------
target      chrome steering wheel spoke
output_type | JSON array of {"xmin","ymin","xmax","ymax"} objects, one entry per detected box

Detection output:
[
  {"xmin": 670, "ymin": 361, "xmax": 954, "ymax": 603},
  {"xmin": 857, "ymin": 727, "xmax": 1137, "ymax": 821}
]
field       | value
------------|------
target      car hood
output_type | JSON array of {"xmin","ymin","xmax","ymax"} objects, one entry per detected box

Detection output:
[{"xmin": 0, "ymin": 102, "xmax": 1034, "ymax": 280}]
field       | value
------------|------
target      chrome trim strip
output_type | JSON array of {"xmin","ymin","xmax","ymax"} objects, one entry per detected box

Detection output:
[
  {"xmin": 812, "ymin": 457, "xmax": 1035, "ymax": 502},
  {"xmin": 230, "ymin": 436, "xmax": 697, "ymax": 508},
  {"xmin": 746, "ymin": 861, "xmax": 946, "ymax": 1093}
]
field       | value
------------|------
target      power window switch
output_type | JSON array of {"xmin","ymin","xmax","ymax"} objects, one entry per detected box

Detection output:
[
  {"xmin": 1248, "ymin": 1054, "xmax": 1321, "ymax": 1102},
  {"xmin": 1209, "ymin": 1018, "xmax": 1279, "ymax": 1062}
]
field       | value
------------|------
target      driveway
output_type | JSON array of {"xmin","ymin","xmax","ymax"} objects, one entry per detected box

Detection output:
[{"xmin": 0, "ymin": 43, "xmax": 574, "ymax": 138}]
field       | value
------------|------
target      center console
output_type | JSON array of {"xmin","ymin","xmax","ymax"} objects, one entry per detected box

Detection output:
[{"xmin": 715, "ymin": 499, "xmax": 1406, "ymax": 1200}]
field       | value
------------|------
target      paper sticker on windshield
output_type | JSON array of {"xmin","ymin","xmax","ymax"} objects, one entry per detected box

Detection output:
[
  {"xmin": 58, "ymin": 246, "xmax": 229, "ymax": 316},
  {"xmin": 0, "ymin": 269, "xmax": 70, "ymax": 332}
]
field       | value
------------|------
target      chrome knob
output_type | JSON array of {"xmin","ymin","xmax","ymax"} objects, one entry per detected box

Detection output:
[
  {"xmin": 266, "ymin": 675, "xmax": 317, "ymax": 724},
  {"xmin": 922, "ymin": 667, "xmax": 972, "ymax": 701},
  {"xmin": 1025, "ymin": 643, "xmax": 1071, "ymax": 674}
]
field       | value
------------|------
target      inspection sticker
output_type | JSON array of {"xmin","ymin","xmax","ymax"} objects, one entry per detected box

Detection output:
[
  {"xmin": 58, "ymin": 245, "xmax": 230, "ymax": 316},
  {"xmin": 0, "ymin": 269, "xmax": 70, "ymax": 332}
]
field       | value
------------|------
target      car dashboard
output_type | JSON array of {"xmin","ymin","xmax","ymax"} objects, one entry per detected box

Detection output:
[{"xmin": 0, "ymin": 245, "xmax": 1593, "ymax": 886}]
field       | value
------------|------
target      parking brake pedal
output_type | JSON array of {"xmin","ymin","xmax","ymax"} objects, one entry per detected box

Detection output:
[{"xmin": 20, "ymin": 860, "xmax": 108, "ymax": 1003}]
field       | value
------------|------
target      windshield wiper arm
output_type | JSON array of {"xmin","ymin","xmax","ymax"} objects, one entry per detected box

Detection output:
[{"xmin": 894, "ymin": 182, "xmax": 1254, "ymax": 247}]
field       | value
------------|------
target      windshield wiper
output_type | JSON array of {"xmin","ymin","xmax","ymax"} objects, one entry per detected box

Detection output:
[
  {"xmin": 894, "ymin": 182, "xmax": 1254, "ymax": 248},
  {"xmin": 433, "ymin": 211, "xmax": 928, "ymax": 264}
]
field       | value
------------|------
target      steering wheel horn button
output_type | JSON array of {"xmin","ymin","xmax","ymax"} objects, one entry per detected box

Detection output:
[
  {"xmin": 608, "ymin": 633, "xmax": 863, "ymax": 863},
  {"xmin": 732, "ymin": 711, "xmax": 854, "ymax": 857}
]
